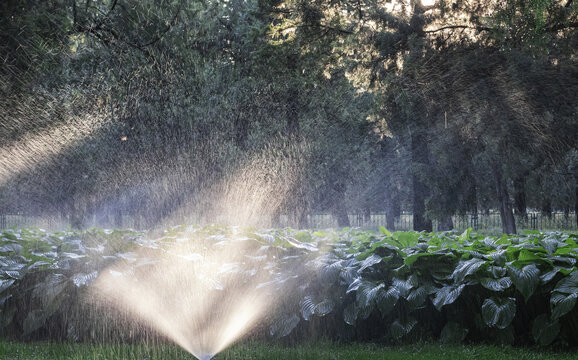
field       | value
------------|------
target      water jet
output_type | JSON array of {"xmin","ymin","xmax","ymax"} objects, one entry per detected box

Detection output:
[{"xmin": 92, "ymin": 230, "xmax": 279, "ymax": 360}]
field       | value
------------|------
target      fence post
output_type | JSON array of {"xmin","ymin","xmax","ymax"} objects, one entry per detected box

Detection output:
[
  {"xmin": 531, "ymin": 213, "xmax": 538, "ymax": 230},
  {"xmin": 470, "ymin": 213, "xmax": 478, "ymax": 231}
]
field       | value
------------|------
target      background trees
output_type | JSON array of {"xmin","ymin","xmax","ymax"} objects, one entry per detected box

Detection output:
[{"xmin": 0, "ymin": 0, "xmax": 576, "ymax": 232}]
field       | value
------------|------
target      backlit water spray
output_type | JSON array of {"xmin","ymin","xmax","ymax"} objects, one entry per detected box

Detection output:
[
  {"xmin": 91, "ymin": 141, "xmax": 311, "ymax": 359},
  {"xmin": 93, "ymin": 233, "xmax": 278, "ymax": 360}
]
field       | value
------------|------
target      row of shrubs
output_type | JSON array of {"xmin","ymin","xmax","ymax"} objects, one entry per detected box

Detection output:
[{"xmin": 1, "ymin": 226, "xmax": 578, "ymax": 347}]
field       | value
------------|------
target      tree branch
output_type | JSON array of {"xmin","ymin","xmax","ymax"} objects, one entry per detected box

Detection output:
[{"xmin": 424, "ymin": 25, "xmax": 492, "ymax": 34}]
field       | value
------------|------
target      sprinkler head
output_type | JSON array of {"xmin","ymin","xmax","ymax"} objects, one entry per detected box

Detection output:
[{"xmin": 198, "ymin": 354, "xmax": 214, "ymax": 360}]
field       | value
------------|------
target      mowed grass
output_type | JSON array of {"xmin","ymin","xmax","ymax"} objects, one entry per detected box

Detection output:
[{"xmin": 0, "ymin": 341, "xmax": 577, "ymax": 360}]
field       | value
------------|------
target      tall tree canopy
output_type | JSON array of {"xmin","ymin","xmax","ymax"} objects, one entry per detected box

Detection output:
[{"xmin": 0, "ymin": 0, "xmax": 576, "ymax": 232}]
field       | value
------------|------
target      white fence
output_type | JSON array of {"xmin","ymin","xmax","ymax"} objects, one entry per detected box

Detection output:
[{"xmin": 1, "ymin": 212, "xmax": 576, "ymax": 232}]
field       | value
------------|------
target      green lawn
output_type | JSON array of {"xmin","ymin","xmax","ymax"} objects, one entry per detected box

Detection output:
[{"xmin": 0, "ymin": 341, "xmax": 576, "ymax": 360}]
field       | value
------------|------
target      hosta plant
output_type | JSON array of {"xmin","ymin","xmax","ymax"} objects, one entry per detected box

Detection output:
[{"xmin": 1, "ymin": 226, "xmax": 578, "ymax": 347}]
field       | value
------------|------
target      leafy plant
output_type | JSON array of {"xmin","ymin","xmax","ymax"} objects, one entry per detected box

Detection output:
[{"xmin": 1, "ymin": 227, "xmax": 578, "ymax": 347}]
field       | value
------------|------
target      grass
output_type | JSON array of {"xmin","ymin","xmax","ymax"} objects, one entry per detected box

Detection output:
[{"xmin": 0, "ymin": 341, "xmax": 577, "ymax": 360}]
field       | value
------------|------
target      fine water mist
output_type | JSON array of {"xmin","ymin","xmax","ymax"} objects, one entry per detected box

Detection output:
[
  {"xmin": 87, "ymin": 140, "xmax": 314, "ymax": 359},
  {"xmin": 93, "ymin": 231, "xmax": 279, "ymax": 360}
]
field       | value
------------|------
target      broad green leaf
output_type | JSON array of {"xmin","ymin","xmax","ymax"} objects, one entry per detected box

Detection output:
[
  {"xmin": 343, "ymin": 302, "xmax": 357, "ymax": 325},
  {"xmin": 378, "ymin": 226, "xmax": 392, "ymax": 237},
  {"xmin": 488, "ymin": 250, "xmax": 507, "ymax": 266},
  {"xmin": 318, "ymin": 259, "xmax": 342, "ymax": 285},
  {"xmin": 392, "ymin": 275, "xmax": 418, "ymax": 299},
  {"xmin": 71, "ymin": 271, "xmax": 98, "ymax": 287},
  {"xmin": 294, "ymin": 231, "xmax": 312, "ymax": 243},
  {"xmin": 432, "ymin": 284, "xmax": 465, "ymax": 311},
  {"xmin": 440, "ymin": 321, "xmax": 468, "ymax": 343},
  {"xmin": 481, "ymin": 297, "xmax": 516, "ymax": 329},
  {"xmin": 540, "ymin": 266, "xmax": 575, "ymax": 284},
  {"xmin": 540, "ymin": 238, "xmax": 560, "ymax": 254},
  {"xmin": 356, "ymin": 241, "xmax": 400, "ymax": 260},
  {"xmin": 314, "ymin": 298, "xmax": 334, "ymax": 317},
  {"xmin": 389, "ymin": 318, "xmax": 417, "ymax": 340},
  {"xmin": 404, "ymin": 252, "xmax": 438, "ymax": 267},
  {"xmin": 358, "ymin": 254, "xmax": 382, "ymax": 272},
  {"xmin": 480, "ymin": 277, "xmax": 512, "ymax": 292},
  {"xmin": 356, "ymin": 281, "xmax": 385, "ymax": 307},
  {"xmin": 357, "ymin": 301, "xmax": 374, "ymax": 320},
  {"xmin": 392, "ymin": 231, "xmax": 419, "ymax": 248},
  {"xmin": 460, "ymin": 249, "xmax": 486, "ymax": 259},
  {"xmin": 551, "ymin": 256, "xmax": 576, "ymax": 267},
  {"xmin": 0, "ymin": 243, "xmax": 23, "ymax": 254},
  {"xmin": 518, "ymin": 249, "xmax": 546, "ymax": 262},
  {"xmin": 407, "ymin": 284, "xmax": 434, "ymax": 310},
  {"xmin": 551, "ymin": 292, "xmax": 577, "ymax": 320},
  {"xmin": 532, "ymin": 314, "xmax": 560, "ymax": 346},
  {"xmin": 508, "ymin": 264, "xmax": 540, "ymax": 301},
  {"xmin": 300, "ymin": 296, "xmax": 316, "ymax": 321},
  {"xmin": 496, "ymin": 233, "xmax": 512, "ymax": 246},
  {"xmin": 0, "ymin": 279, "xmax": 15, "ymax": 294},
  {"xmin": 346, "ymin": 278, "xmax": 362, "ymax": 294},
  {"xmin": 375, "ymin": 285, "xmax": 400, "ymax": 316},
  {"xmin": 269, "ymin": 313, "xmax": 300, "ymax": 338},
  {"xmin": 488, "ymin": 265, "xmax": 507, "ymax": 278},
  {"xmin": 451, "ymin": 258, "xmax": 486, "ymax": 283},
  {"xmin": 459, "ymin": 228, "xmax": 472, "ymax": 243},
  {"xmin": 550, "ymin": 272, "xmax": 578, "ymax": 320},
  {"xmin": 285, "ymin": 237, "xmax": 318, "ymax": 252}
]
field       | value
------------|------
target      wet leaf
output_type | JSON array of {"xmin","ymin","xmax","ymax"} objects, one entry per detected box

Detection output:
[
  {"xmin": 390, "ymin": 318, "xmax": 417, "ymax": 340},
  {"xmin": 0, "ymin": 279, "xmax": 15, "ymax": 294},
  {"xmin": 375, "ymin": 284, "xmax": 399, "ymax": 316},
  {"xmin": 508, "ymin": 264, "xmax": 540, "ymax": 301},
  {"xmin": 481, "ymin": 297, "xmax": 516, "ymax": 329},
  {"xmin": 343, "ymin": 302, "xmax": 357, "ymax": 325},
  {"xmin": 71, "ymin": 271, "xmax": 98, "ymax": 287},
  {"xmin": 358, "ymin": 254, "xmax": 381, "ymax": 272},
  {"xmin": 480, "ymin": 277, "xmax": 512, "ymax": 292},
  {"xmin": 0, "ymin": 243, "xmax": 23, "ymax": 254},
  {"xmin": 432, "ymin": 284, "xmax": 465, "ymax": 311},
  {"xmin": 451, "ymin": 258, "xmax": 486, "ymax": 283},
  {"xmin": 270, "ymin": 313, "xmax": 300, "ymax": 338}
]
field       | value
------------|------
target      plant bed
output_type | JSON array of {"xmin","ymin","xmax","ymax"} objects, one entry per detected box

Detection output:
[{"xmin": 1, "ymin": 226, "xmax": 578, "ymax": 348}]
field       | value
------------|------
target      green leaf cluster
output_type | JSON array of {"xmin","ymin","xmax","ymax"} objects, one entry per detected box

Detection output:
[{"xmin": 2, "ymin": 226, "xmax": 578, "ymax": 347}]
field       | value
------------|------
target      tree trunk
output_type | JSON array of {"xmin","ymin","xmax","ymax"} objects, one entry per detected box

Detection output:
[
  {"xmin": 294, "ymin": 208, "xmax": 309, "ymax": 229},
  {"xmin": 384, "ymin": 189, "xmax": 396, "ymax": 231},
  {"xmin": 438, "ymin": 216, "xmax": 454, "ymax": 231},
  {"xmin": 234, "ymin": 112, "xmax": 248, "ymax": 148},
  {"xmin": 575, "ymin": 185, "xmax": 578, "ymax": 228},
  {"xmin": 513, "ymin": 177, "xmax": 527, "ymax": 218},
  {"xmin": 363, "ymin": 206, "xmax": 371, "ymax": 223},
  {"xmin": 411, "ymin": 131, "xmax": 432, "ymax": 232},
  {"xmin": 541, "ymin": 199, "xmax": 552, "ymax": 219},
  {"xmin": 493, "ymin": 165, "xmax": 516, "ymax": 234},
  {"xmin": 69, "ymin": 200, "xmax": 85, "ymax": 230},
  {"xmin": 114, "ymin": 207, "xmax": 123, "ymax": 229},
  {"xmin": 331, "ymin": 182, "xmax": 350, "ymax": 228},
  {"xmin": 286, "ymin": 53, "xmax": 300, "ymax": 138}
]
